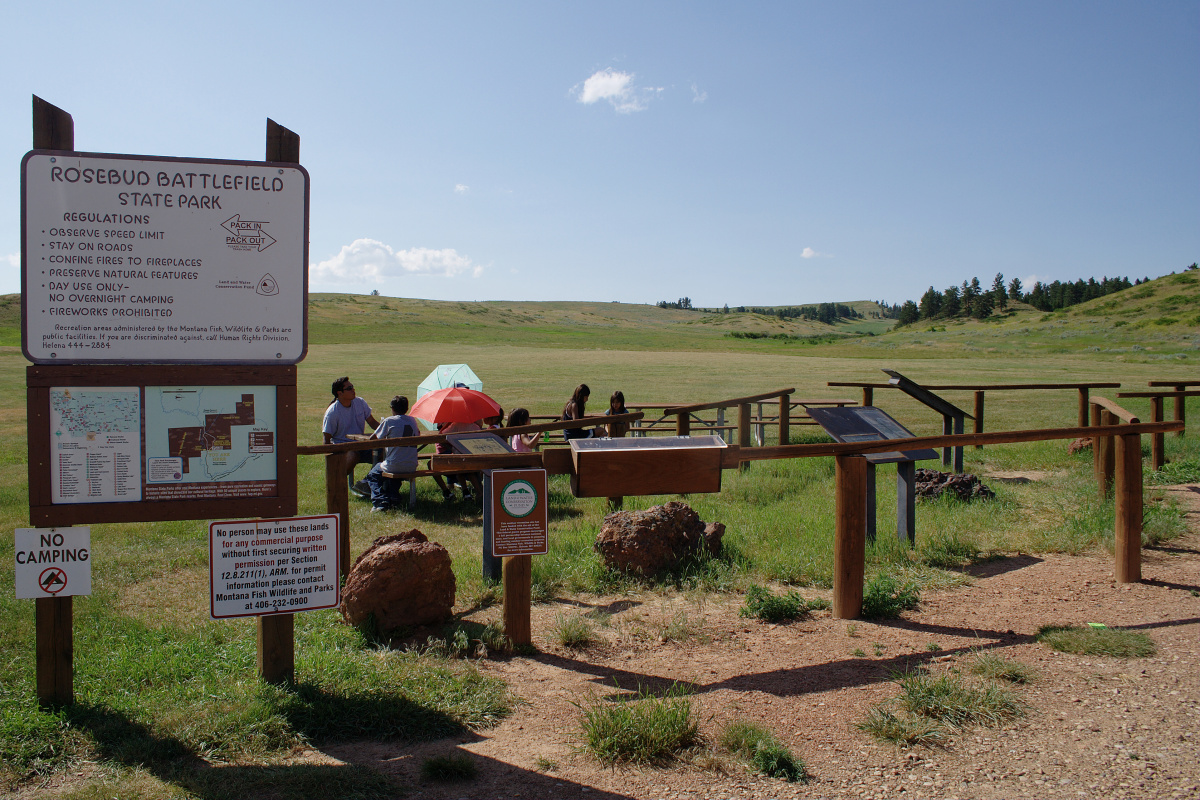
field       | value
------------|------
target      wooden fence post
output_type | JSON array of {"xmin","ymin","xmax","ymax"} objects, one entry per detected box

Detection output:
[
  {"xmin": 503, "ymin": 555, "xmax": 533, "ymax": 645},
  {"xmin": 35, "ymin": 595, "xmax": 72, "ymax": 708},
  {"xmin": 778, "ymin": 392, "xmax": 791, "ymax": 446},
  {"xmin": 1091, "ymin": 403, "xmax": 1103, "ymax": 492},
  {"xmin": 327, "ymin": 453, "xmax": 351, "ymax": 579},
  {"xmin": 1078, "ymin": 388, "xmax": 1090, "ymax": 428},
  {"xmin": 676, "ymin": 411, "xmax": 690, "ymax": 436},
  {"xmin": 1114, "ymin": 433, "xmax": 1142, "ymax": 583},
  {"xmin": 738, "ymin": 402, "xmax": 752, "ymax": 472},
  {"xmin": 258, "ymin": 118, "xmax": 301, "ymax": 686},
  {"xmin": 1100, "ymin": 410, "xmax": 1116, "ymax": 499},
  {"xmin": 973, "ymin": 391, "xmax": 985, "ymax": 449},
  {"xmin": 1173, "ymin": 384, "xmax": 1186, "ymax": 437},
  {"xmin": 833, "ymin": 455, "xmax": 867, "ymax": 619},
  {"xmin": 33, "ymin": 96, "xmax": 75, "ymax": 709},
  {"xmin": 1150, "ymin": 396, "xmax": 1165, "ymax": 472},
  {"xmin": 862, "ymin": 387, "xmax": 873, "ymax": 408}
]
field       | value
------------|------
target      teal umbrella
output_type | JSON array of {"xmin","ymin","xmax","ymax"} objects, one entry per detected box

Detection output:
[{"xmin": 416, "ymin": 364, "xmax": 484, "ymax": 429}]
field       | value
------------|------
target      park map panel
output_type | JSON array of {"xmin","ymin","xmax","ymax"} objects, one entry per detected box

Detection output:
[{"xmin": 49, "ymin": 385, "xmax": 278, "ymax": 504}]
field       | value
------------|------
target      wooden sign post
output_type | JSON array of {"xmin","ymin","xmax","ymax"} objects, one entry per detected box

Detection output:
[{"xmin": 489, "ymin": 469, "xmax": 549, "ymax": 646}]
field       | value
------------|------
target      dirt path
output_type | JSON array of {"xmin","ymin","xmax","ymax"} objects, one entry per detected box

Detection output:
[{"xmin": 309, "ymin": 484, "xmax": 1200, "ymax": 799}]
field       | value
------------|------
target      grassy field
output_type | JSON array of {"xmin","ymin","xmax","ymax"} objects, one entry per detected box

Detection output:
[{"xmin": 1, "ymin": 273, "xmax": 1198, "ymax": 798}]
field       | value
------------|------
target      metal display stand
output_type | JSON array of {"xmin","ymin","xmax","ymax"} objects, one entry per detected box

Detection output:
[
  {"xmin": 881, "ymin": 369, "xmax": 972, "ymax": 474},
  {"xmin": 806, "ymin": 406, "xmax": 937, "ymax": 545}
]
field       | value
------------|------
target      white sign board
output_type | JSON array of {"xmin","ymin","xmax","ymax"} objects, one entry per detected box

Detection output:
[
  {"xmin": 21, "ymin": 151, "xmax": 308, "ymax": 364},
  {"xmin": 15, "ymin": 527, "xmax": 92, "ymax": 599},
  {"xmin": 209, "ymin": 514, "xmax": 339, "ymax": 619}
]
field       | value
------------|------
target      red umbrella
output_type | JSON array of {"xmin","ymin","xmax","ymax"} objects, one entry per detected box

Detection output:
[{"xmin": 409, "ymin": 386, "xmax": 502, "ymax": 426}]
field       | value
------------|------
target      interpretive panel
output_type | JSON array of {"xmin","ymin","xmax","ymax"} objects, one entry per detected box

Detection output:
[
  {"xmin": 28, "ymin": 365, "xmax": 297, "ymax": 527},
  {"xmin": 806, "ymin": 406, "xmax": 938, "ymax": 464},
  {"xmin": 21, "ymin": 151, "xmax": 309, "ymax": 364},
  {"xmin": 209, "ymin": 515, "xmax": 339, "ymax": 619}
]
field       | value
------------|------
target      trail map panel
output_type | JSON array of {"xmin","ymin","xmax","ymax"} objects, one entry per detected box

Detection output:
[
  {"xmin": 21, "ymin": 151, "xmax": 308, "ymax": 364},
  {"xmin": 144, "ymin": 385, "xmax": 277, "ymax": 500},
  {"xmin": 49, "ymin": 387, "xmax": 142, "ymax": 503}
]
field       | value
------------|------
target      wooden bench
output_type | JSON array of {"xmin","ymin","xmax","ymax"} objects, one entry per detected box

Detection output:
[{"xmin": 375, "ymin": 468, "xmax": 438, "ymax": 510}]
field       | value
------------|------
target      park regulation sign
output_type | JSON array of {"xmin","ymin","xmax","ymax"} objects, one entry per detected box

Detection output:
[
  {"xmin": 209, "ymin": 514, "xmax": 339, "ymax": 619},
  {"xmin": 14, "ymin": 527, "xmax": 91, "ymax": 599},
  {"xmin": 490, "ymin": 469, "xmax": 548, "ymax": 557},
  {"xmin": 21, "ymin": 151, "xmax": 309, "ymax": 364}
]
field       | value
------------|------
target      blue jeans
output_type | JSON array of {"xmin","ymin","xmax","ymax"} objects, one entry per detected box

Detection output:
[{"xmin": 364, "ymin": 463, "xmax": 404, "ymax": 508}]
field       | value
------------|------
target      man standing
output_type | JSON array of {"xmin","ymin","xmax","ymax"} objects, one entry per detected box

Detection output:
[
  {"xmin": 322, "ymin": 377, "xmax": 380, "ymax": 494},
  {"xmin": 364, "ymin": 395, "xmax": 420, "ymax": 511}
]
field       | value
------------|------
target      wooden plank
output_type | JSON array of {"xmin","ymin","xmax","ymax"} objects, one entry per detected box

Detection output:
[
  {"xmin": 833, "ymin": 455, "xmax": 867, "ymax": 619},
  {"xmin": 256, "ymin": 613, "xmax": 295, "ymax": 684},
  {"xmin": 36, "ymin": 596, "xmax": 72, "ymax": 707},
  {"xmin": 669, "ymin": 388, "xmax": 797, "ymax": 415},
  {"xmin": 1116, "ymin": 390, "xmax": 1200, "ymax": 398},
  {"xmin": 1100, "ymin": 410, "xmax": 1116, "ymax": 499},
  {"xmin": 1078, "ymin": 387, "xmax": 1090, "ymax": 428},
  {"xmin": 503, "ymin": 556, "xmax": 532, "ymax": 645},
  {"xmin": 432, "ymin": 453, "xmax": 542, "ymax": 472},
  {"xmin": 1090, "ymin": 396, "xmax": 1139, "ymax": 423},
  {"xmin": 1174, "ymin": 384, "xmax": 1186, "ymax": 438},
  {"xmin": 732, "ymin": 420, "xmax": 1182, "ymax": 462},
  {"xmin": 830, "ymin": 381, "xmax": 1122, "ymax": 391},
  {"xmin": 541, "ymin": 447, "xmax": 575, "ymax": 476},
  {"xmin": 1113, "ymin": 433, "xmax": 1142, "ymax": 583}
]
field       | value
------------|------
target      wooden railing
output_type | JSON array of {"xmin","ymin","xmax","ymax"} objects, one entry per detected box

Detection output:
[
  {"xmin": 667, "ymin": 388, "xmax": 795, "ymax": 469},
  {"xmin": 1147, "ymin": 380, "xmax": 1198, "ymax": 437},
  {"xmin": 1116, "ymin": 389, "xmax": 1199, "ymax": 470},
  {"xmin": 827, "ymin": 381, "xmax": 1122, "ymax": 443}
]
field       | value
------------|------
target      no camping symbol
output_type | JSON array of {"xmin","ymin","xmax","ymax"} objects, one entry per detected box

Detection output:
[{"xmin": 39, "ymin": 567, "xmax": 67, "ymax": 595}]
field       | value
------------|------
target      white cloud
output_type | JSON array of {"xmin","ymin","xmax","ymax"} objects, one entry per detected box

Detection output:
[
  {"xmin": 800, "ymin": 247, "xmax": 831, "ymax": 259},
  {"xmin": 691, "ymin": 83, "xmax": 707, "ymax": 103},
  {"xmin": 312, "ymin": 239, "xmax": 482, "ymax": 284},
  {"xmin": 573, "ymin": 68, "xmax": 659, "ymax": 113},
  {"xmin": 454, "ymin": 184, "xmax": 469, "ymax": 194},
  {"xmin": 2, "ymin": 253, "xmax": 18, "ymax": 269}
]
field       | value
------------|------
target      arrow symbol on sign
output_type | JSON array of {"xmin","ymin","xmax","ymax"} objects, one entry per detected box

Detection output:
[{"xmin": 221, "ymin": 214, "xmax": 277, "ymax": 252}]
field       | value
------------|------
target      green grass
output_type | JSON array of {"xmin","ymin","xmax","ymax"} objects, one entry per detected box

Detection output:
[
  {"xmin": 1, "ymin": 274, "xmax": 1197, "ymax": 795},
  {"xmin": 719, "ymin": 720, "xmax": 807, "ymax": 782},
  {"xmin": 969, "ymin": 651, "xmax": 1035, "ymax": 684},
  {"xmin": 858, "ymin": 667, "xmax": 1024, "ymax": 746},
  {"xmin": 576, "ymin": 683, "xmax": 701, "ymax": 765},
  {"xmin": 1035, "ymin": 625, "xmax": 1157, "ymax": 658}
]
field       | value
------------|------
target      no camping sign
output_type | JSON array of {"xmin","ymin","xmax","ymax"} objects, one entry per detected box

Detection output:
[{"xmin": 14, "ymin": 527, "xmax": 92, "ymax": 599}]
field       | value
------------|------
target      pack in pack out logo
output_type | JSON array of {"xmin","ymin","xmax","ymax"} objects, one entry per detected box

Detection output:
[
  {"xmin": 500, "ymin": 479, "xmax": 538, "ymax": 518},
  {"xmin": 222, "ymin": 214, "xmax": 277, "ymax": 252}
]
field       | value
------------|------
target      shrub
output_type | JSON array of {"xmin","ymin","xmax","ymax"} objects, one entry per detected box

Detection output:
[
  {"xmin": 856, "ymin": 706, "xmax": 946, "ymax": 746},
  {"xmin": 969, "ymin": 652, "xmax": 1034, "ymax": 684},
  {"xmin": 739, "ymin": 585, "xmax": 828, "ymax": 623},
  {"xmin": 720, "ymin": 720, "xmax": 806, "ymax": 782},
  {"xmin": 577, "ymin": 684, "xmax": 700, "ymax": 765},
  {"xmin": 420, "ymin": 754, "xmax": 477, "ymax": 781},
  {"xmin": 860, "ymin": 574, "xmax": 920, "ymax": 619},
  {"xmin": 895, "ymin": 670, "xmax": 1023, "ymax": 727},
  {"xmin": 551, "ymin": 614, "xmax": 596, "ymax": 648}
]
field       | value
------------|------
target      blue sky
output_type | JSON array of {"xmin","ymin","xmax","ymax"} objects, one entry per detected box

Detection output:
[{"xmin": 3, "ymin": 1, "xmax": 1197, "ymax": 307}]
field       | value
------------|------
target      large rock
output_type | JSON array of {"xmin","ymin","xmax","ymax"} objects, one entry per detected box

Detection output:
[
  {"xmin": 914, "ymin": 469, "xmax": 996, "ymax": 502},
  {"xmin": 340, "ymin": 529, "xmax": 455, "ymax": 633},
  {"xmin": 595, "ymin": 501, "xmax": 724, "ymax": 575}
]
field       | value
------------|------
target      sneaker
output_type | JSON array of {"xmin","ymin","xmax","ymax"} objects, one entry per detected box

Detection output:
[
  {"xmin": 462, "ymin": 488, "xmax": 474, "ymax": 501},
  {"xmin": 370, "ymin": 504, "xmax": 390, "ymax": 513},
  {"xmin": 442, "ymin": 490, "xmax": 454, "ymax": 502}
]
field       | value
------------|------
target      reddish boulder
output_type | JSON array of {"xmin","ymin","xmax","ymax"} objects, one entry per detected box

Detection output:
[
  {"xmin": 595, "ymin": 501, "xmax": 724, "ymax": 576},
  {"xmin": 1067, "ymin": 437, "xmax": 1093, "ymax": 455},
  {"xmin": 340, "ymin": 529, "xmax": 455, "ymax": 633}
]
